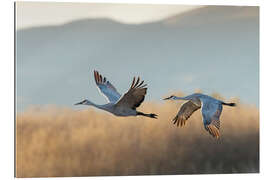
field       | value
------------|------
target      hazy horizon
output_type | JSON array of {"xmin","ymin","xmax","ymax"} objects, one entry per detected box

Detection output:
[
  {"xmin": 16, "ymin": 2, "xmax": 201, "ymax": 30},
  {"xmin": 16, "ymin": 4, "xmax": 259, "ymax": 112}
]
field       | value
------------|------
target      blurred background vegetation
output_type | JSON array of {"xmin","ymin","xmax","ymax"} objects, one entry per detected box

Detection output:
[{"xmin": 16, "ymin": 92, "xmax": 259, "ymax": 177}]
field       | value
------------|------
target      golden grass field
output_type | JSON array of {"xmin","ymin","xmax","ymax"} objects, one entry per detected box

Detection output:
[{"xmin": 16, "ymin": 93, "xmax": 259, "ymax": 177}]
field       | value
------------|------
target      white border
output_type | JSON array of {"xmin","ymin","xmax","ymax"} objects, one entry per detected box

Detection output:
[
  {"xmin": 1, "ymin": 0, "xmax": 269, "ymax": 180},
  {"xmin": 12, "ymin": 0, "xmax": 262, "ymax": 6}
]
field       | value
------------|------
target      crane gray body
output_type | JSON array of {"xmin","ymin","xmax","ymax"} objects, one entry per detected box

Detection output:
[
  {"xmin": 164, "ymin": 93, "xmax": 236, "ymax": 138},
  {"xmin": 75, "ymin": 70, "xmax": 157, "ymax": 119}
]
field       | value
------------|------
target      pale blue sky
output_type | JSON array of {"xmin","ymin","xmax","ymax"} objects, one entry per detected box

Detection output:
[{"xmin": 16, "ymin": 3, "xmax": 259, "ymax": 111}]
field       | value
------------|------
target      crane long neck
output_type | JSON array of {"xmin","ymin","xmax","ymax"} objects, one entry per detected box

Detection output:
[
  {"xmin": 85, "ymin": 100, "xmax": 104, "ymax": 110},
  {"xmin": 174, "ymin": 96, "xmax": 191, "ymax": 100}
]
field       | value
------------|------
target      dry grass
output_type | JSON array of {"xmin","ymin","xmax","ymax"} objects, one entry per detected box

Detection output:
[{"xmin": 16, "ymin": 93, "xmax": 259, "ymax": 177}]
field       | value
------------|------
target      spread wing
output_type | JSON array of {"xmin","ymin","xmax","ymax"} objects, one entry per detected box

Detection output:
[
  {"xmin": 94, "ymin": 70, "xmax": 121, "ymax": 103},
  {"xmin": 115, "ymin": 77, "xmax": 147, "ymax": 109},
  {"xmin": 202, "ymin": 101, "xmax": 223, "ymax": 139},
  {"xmin": 172, "ymin": 99, "xmax": 201, "ymax": 127}
]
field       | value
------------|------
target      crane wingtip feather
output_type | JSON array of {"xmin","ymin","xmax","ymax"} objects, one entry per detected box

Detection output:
[{"xmin": 207, "ymin": 125, "xmax": 220, "ymax": 139}]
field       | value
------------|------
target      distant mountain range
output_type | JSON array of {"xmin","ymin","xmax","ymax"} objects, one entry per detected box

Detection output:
[{"xmin": 16, "ymin": 6, "xmax": 259, "ymax": 111}]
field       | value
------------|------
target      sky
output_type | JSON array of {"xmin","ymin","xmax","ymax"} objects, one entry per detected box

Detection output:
[
  {"xmin": 16, "ymin": 2, "xmax": 259, "ymax": 111},
  {"xmin": 16, "ymin": 2, "xmax": 200, "ymax": 29}
]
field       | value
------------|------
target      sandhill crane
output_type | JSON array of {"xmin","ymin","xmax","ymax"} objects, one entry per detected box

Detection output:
[
  {"xmin": 75, "ymin": 70, "xmax": 157, "ymax": 119},
  {"xmin": 163, "ymin": 93, "xmax": 236, "ymax": 139}
]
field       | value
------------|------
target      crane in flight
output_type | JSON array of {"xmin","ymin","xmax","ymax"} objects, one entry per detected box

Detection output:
[
  {"xmin": 75, "ymin": 70, "xmax": 157, "ymax": 119},
  {"xmin": 163, "ymin": 93, "xmax": 236, "ymax": 139}
]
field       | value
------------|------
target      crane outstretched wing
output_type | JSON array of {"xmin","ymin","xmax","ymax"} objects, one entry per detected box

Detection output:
[
  {"xmin": 115, "ymin": 77, "xmax": 147, "ymax": 109},
  {"xmin": 94, "ymin": 70, "xmax": 121, "ymax": 103},
  {"xmin": 172, "ymin": 99, "xmax": 201, "ymax": 127},
  {"xmin": 202, "ymin": 102, "xmax": 223, "ymax": 139}
]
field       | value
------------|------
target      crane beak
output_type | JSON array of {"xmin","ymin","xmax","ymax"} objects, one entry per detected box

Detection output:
[
  {"xmin": 163, "ymin": 95, "xmax": 173, "ymax": 100},
  {"xmin": 163, "ymin": 97, "xmax": 171, "ymax": 100},
  {"xmin": 74, "ymin": 101, "xmax": 83, "ymax": 105}
]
